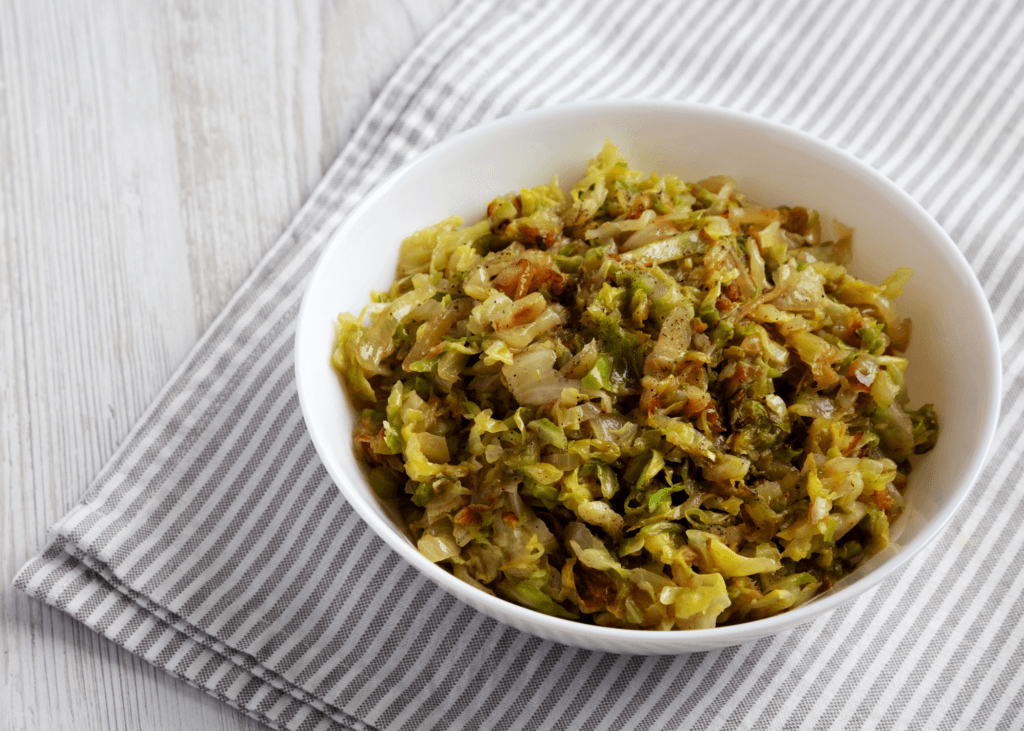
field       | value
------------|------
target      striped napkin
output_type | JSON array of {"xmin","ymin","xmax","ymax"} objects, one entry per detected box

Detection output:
[{"xmin": 17, "ymin": 0, "xmax": 1024, "ymax": 728}]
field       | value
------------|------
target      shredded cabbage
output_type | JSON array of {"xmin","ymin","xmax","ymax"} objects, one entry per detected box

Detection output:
[{"xmin": 334, "ymin": 141, "xmax": 938, "ymax": 630}]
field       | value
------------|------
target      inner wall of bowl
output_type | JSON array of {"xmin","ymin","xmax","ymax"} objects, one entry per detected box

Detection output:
[{"xmin": 301, "ymin": 102, "xmax": 995, "ymax": 645}]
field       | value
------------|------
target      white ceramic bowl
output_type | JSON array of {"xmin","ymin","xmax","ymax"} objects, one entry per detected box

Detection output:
[{"xmin": 295, "ymin": 100, "xmax": 1000, "ymax": 654}]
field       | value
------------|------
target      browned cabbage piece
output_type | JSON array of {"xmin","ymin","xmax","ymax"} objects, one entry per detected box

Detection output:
[{"xmin": 333, "ymin": 141, "xmax": 938, "ymax": 630}]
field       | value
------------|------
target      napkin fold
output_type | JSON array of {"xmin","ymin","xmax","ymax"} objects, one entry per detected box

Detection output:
[{"xmin": 17, "ymin": 0, "xmax": 1024, "ymax": 729}]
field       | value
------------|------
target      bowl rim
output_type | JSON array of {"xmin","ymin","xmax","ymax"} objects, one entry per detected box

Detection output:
[{"xmin": 295, "ymin": 98, "xmax": 1002, "ymax": 649}]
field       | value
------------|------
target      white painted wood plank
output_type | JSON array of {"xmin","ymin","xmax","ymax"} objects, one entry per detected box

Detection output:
[{"xmin": 0, "ymin": 1, "xmax": 458, "ymax": 728}]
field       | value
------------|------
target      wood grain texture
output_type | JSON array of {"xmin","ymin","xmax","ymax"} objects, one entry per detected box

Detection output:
[{"xmin": 0, "ymin": 1, "xmax": 458, "ymax": 728}]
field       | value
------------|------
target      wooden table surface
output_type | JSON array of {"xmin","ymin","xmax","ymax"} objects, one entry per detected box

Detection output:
[{"xmin": 0, "ymin": 2, "xmax": 457, "ymax": 728}]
